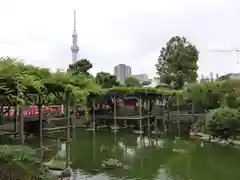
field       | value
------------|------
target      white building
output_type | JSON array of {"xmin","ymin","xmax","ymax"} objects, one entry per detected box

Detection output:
[
  {"xmin": 132, "ymin": 74, "xmax": 149, "ymax": 84},
  {"xmin": 114, "ymin": 64, "xmax": 132, "ymax": 84}
]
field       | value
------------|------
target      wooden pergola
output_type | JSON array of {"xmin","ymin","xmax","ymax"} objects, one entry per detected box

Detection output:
[
  {"xmin": 87, "ymin": 89, "xmax": 164, "ymax": 134},
  {"xmin": 0, "ymin": 77, "xmax": 73, "ymax": 171}
]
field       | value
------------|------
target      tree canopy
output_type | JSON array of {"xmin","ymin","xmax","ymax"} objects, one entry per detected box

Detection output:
[
  {"xmin": 156, "ymin": 36, "xmax": 199, "ymax": 89},
  {"xmin": 68, "ymin": 59, "xmax": 93, "ymax": 76},
  {"xmin": 125, "ymin": 76, "xmax": 141, "ymax": 87},
  {"xmin": 95, "ymin": 72, "xmax": 120, "ymax": 88},
  {"xmin": 0, "ymin": 57, "xmax": 101, "ymax": 106}
]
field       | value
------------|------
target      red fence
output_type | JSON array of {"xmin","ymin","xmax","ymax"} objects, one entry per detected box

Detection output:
[{"xmin": 3, "ymin": 104, "xmax": 64, "ymax": 117}]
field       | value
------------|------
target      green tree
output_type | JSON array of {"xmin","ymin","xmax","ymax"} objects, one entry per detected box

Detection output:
[
  {"xmin": 95, "ymin": 72, "xmax": 120, "ymax": 88},
  {"xmin": 206, "ymin": 107, "xmax": 240, "ymax": 139},
  {"xmin": 68, "ymin": 59, "xmax": 93, "ymax": 76},
  {"xmin": 125, "ymin": 76, "xmax": 141, "ymax": 87},
  {"xmin": 156, "ymin": 36, "xmax": 199, "ymax": 89},
  {"xmin": 218, "ymin": 73, "xmax": 230, "ymax": 81},
  {"xmin": 0, "ymin": 57, "xmax": 101, "ymax": 106}
]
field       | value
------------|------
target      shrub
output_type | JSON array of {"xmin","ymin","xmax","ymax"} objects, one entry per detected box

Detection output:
[{"xmin": 206, "ymin": 107, "xmax": 240, "ymax": 139}]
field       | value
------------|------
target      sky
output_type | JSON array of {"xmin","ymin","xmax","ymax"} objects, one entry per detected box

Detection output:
[{"xmin": 0, "ymin": 0, "xmax": 240, "ymax": 79}]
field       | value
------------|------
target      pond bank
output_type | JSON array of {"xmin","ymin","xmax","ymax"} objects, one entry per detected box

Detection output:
[
  {"xmin": 0, "ymin": 145, "xmax": 55, "ymax": 180},
  {"xmin": 190, "ymin": 132, "xmax": 240, "ymax": 149}
]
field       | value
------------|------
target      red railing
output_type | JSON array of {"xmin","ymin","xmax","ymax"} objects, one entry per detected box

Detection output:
[{"xmin": 3, "ymin": 104, "xmax": 64, "ymax": 117}]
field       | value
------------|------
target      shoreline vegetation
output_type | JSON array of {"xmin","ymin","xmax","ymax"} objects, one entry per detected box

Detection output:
[
  {"xmin": 0, "ymin": 145, "xmax": 54, "ymax": 180},
  {"xmin": 190, "ymin": 132, "xmax": 240, "ymax": 150}
]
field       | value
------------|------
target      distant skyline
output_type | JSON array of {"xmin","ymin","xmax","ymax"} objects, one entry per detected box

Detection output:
[
  {"xmin": 114, "ymin": 64, "xmax": 132, "ymax": 84},
  {"xmin": 0, "ymin": 0, "xmax": 240, "ymax": 78}
]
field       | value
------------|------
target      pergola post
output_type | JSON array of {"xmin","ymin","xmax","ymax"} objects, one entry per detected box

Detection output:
[
  {"xmin": 147, "ymin": 99, "xmax": 150, "ymax": 134},
  {"xmin": 92, "ymin": 99, "xmax": 96, "ymax": 131},
  {"xmin": 71, "ymin": 110, "xmax": 76, "ymax": 139},
  {"xmin": 139, "ymin": 96, "xmax": 142, "ymax": 133},
  {"xmin": 162, "ymin": 96, "xmax": 166, "ymax": 135},
  {"xmin": 38, "ymin": 94, "xmax": 43, "ymax": 170},
  {"xmin": 19, "ymin": 105, "xmax": 24, "ymax": 144},
  {"xmin": 177, "ymin": 94, "xmax": 180, "ymax": 137},
  {"xmin": 65, "ymin": 91, "xmax": 71, "ymax": 169},
  {"xmin": 113, "ymin": 94, "xmax": 116, "ymax": 129},
  {"xmin": 14, "ymin": 105, "xmax": 19, "ymax": 136}
]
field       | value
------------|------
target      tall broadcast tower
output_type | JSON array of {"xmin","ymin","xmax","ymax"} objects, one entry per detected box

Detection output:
[{"xmin": 71, "ymin": 10, "xmax": 79, "ymax": 63}]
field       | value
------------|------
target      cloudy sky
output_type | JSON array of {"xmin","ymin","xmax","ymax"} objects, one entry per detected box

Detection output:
[{"xmin": 0, "ymin": 0, "xmax": 240, "ymax": 78}]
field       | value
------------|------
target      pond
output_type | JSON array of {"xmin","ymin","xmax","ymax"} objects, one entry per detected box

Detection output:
[{"xmin": 49, "ymin": 130, "xmax": 240, "ymax": 180}]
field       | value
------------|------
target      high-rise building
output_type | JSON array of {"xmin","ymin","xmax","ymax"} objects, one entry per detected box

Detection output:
[
  {"xmin": 114, "ymin": 64, "xmax": 132, "ymax": 84},
  {"xmin": 71, "ymin": 10, "xmax": 79, "ymax": 63},
  {"xmin": 132, "ymin": 74, "xmax": 149, "ymax": 84}
]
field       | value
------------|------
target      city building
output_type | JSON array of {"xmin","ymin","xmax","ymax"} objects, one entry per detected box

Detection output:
[
  {"xmin": 114, "ymin": 64, "xmax": 132, "ymax": 84},
  {"xmin": 70, "ymin": 10, "xmax": 79, "ymax": 63},
  {"xmin": 132, "ymin": 74, "xmax": 149, "ymax": 84}
]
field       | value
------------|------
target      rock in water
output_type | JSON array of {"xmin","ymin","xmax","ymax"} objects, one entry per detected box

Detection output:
[
  {"xmin": 57, "ymin": 170, "xmax": 71, "ymax": 180},
  {"xmin": 101, "ymin": 158, "xmax": 122, "ymax": 169}
]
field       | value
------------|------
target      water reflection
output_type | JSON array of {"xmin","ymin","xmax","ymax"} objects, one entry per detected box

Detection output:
[
  {"xmin": 136, "ymin": 136, "xmax": 165, "ymax": 148},
  {"xmin": 49, "ymin": 130, "xmax": 240, "ymax": 180},
  {"xmin": 117, "ymin": 136, "xmax": 165, "ymax": 159},
  {"xmin": 57, "ymin": 143, "xmax": 66, "ymax": 158}
]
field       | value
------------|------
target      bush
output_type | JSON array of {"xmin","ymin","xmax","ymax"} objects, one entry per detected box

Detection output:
[
  {"xmin": 206, "ymin": 107, "xmax": 240, "ymax": 139},
  {"xmin": 0, "ymin": 145, "xmax": 52, "ymax": 180},
  {"xmin": 184, "ymin": 81, "xmax": 224, "ymax": 112},
  {"xmin": 183, "ymin": 79, "xmax": 240, "ymax": 112}
]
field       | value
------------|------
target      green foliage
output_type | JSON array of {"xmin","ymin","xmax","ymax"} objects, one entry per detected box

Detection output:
[
  {"xmin": 0, "ymin": 145, "xmax": 38, "ymax": 163},
  {"xmin": 183, "ymin": 81, "xmax": 223, "ymax": 111},
  {"xmin": 0, "ymin": 145, "xmax": 52, "ymax": 180},
  {"xmin": 183, "ymin": 79, "xmax": 240, "ymax": 112},
  {"xmin": 156, "ymin": 36, "xmax": 199, "ymax": 89},
  {"xmin": 95, "ymin": 71, "xmax": 120, "ymax": 88},
  {"xmin": 125, "ymin": 76, "xmax": 141, "ymax": 87},
  {"xmin": 68, "ymin": 59, "xmax": 93, "ymax": 76},
  {"xmin": 218, "ymin": 73, "xmax": 230, "ymax": 80},
  {"xmin": 206, "ymin": 107, "xmax": 240, "ymax": 139},
  {"xmin": 0, "ymin": 57, "xmax": 101, "ymax": 106},
  {"xmin": 106, "ymin": 86, "xmax": 179, "ymax": 96}
]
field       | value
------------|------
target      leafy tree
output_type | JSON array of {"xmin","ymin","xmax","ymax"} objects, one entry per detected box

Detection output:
[
  {"xmin": 206, "ymin": 107, "xmax": 240, "ymax": 139},
  {"xmin": 21, "ymin": 65, "xmax": 52, "ymax": 80},
  {"xmin": 0, "ymin": 57, "xmax": 101, "ymax": 106},
  {"xmin": 68, "ymin": 59, "xmax": 93, "ymax": 76},
  {"xmin": 156, "ymin": 36, "xmax": 199, "ymax": 89},
  {"xmin": 183, "ymin": 79, "xmax": 240, "ymax": 113},
  {"xmin": 125, "ymin": 76, "xmax": 141, "ymax": 87},
  {"xmin": 218, "ymin": 74, "xmax": 230, "ymax": 81},
  {"xmin": 95, "ymin": 72, "xmax": 120, "ymax": 88},
  {"xmin": 183, "ymin": 81, "xmax": 229, "ymax": 113}
]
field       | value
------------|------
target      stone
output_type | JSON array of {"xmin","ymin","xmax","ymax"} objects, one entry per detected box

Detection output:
[{"xmin": 101, "ymin": 158, "xmax": 122, "ymax": 169}]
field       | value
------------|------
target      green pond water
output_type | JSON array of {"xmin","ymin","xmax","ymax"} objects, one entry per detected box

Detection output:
[{"xmin": 45, "ymin": 130, "xmax": 240, "ymax": 180}]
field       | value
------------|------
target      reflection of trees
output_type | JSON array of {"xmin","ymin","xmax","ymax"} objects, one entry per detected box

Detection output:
[
  {"xmin": 118, "ymin": 136, "xmax": 167, "ymax": 159},
  {"xmin": 69, "ymin": 131, "xmax": 176, "ymax": 179},
  {"xmin": 56, "ymin": 130, "xmax": 240, "ymax": 180},
  {"xmin": 166, "ymin": 141, "xmax": 240, "ymax": 180},
  {"xmin": 70, "ymin": 131, "xmax": 126, "ymax": 174},
  {"xmin": 70, "ymin": 131, "xmax": 175, "ymax": 179},
  {"xmin": 120, "ymin": 138, "xmax": 177, "ymax": 180},
  {"xmin": 71, "ymin": 132, "xmax": 168, "ymax": 177},
  {"xmin": 24, "ymin": 136, "xmax": 61, "ymax": 161}
]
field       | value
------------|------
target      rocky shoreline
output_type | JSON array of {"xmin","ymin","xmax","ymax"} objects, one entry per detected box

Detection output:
[
  {"xmin": 0, "ymin": 145, "xmax": 54, "ymax": 180},
  {"xmin": 190, "ymin": 132, "xmax": 240, "ymax": 149}
]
